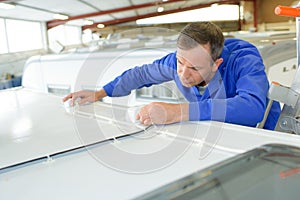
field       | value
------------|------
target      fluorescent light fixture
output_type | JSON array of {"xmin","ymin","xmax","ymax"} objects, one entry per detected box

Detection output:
[
  {"xmin": 66, "ymin": 19, "xmax": 93, "ymax": 26},
  {"xmin": 97, "ymin": 23, "xmax": 105, "ymax": 28},
  {"xmin": 157, "ymin": 6, "xmax": 164, "ymax": 13},
  {"xmin": 53, "ymin": 13, "xmax": 69, "ymax": 20},
  {"xmin": 137, "ymin": 5, "xmax": 239, "ymax": 25},
  {"xmin": 0, "ymin": 2, "xmax": 15, "ymax": 9},
  {"xmin": 83, "ymin": 29, "xmax": 92, "ymax": 34},
  {"xmin": 84, "ymin": 19, "xmax": 94, "ymax": 25}
]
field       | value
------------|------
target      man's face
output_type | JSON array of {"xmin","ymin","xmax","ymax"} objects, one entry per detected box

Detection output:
[{"xmin": 176, "ymin": 44, "xmax": 221, "ymax": 87}]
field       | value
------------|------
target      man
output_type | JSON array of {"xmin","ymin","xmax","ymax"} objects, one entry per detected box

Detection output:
[{"xmin": 63, "ymin": 22, "xmax": 281, "ymax": 130}]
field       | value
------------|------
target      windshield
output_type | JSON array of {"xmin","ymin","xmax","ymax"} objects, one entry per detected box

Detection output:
[{"xmin": 136, "ymin": 144, "xmax": 300, "ymax": 200}]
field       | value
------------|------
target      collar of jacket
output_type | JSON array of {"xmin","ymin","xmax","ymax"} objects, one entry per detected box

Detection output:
[{"xmin": 198, "ymin": 45, "xmax": 229, "ymax": 100}]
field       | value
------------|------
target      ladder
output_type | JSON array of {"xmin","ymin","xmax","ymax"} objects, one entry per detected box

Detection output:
[{"xmin": 269, "ymin": 4, "xmax": 300, "ymax": 134}]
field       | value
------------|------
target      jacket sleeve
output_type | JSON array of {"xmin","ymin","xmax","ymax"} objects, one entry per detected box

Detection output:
[
  {"xmin": 189, "ymin": 48, "xmax": 268, "ymax": 127},
  {"xmin": 103, "ymin": 52, "xmax": 177, "ymax": 97}
]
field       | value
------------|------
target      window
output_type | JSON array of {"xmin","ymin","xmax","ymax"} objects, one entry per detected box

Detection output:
[
  {"xmin": 0, "ymin": 18, "xmax": 8, "ymax": 53},
  {"xmin": 48, "ymin": 24, "xmax": 81, "ymax": 48},
  {"xmin": 6, "ymin": 19, "xmax": 43, "ymax": 52},
  {"xmin": 137, "ymin": 144, "xmax": 300, "ymax": 200}
]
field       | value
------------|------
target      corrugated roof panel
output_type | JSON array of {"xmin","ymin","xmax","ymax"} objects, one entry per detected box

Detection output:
[
  {"xmin": 19, "ymin": 0, "xmax": 97, "ymax": 15},
  {"xmin": 136, "ymin": 7, "xmax": 156, "ymax": 16},
  {"xmin": 0, "ymin": 0, "xmax": 235, "ymax": 25},
  {"xmin": 86, "ymin": 0, "xmax": 132, "ymax": 10},
  {"xmin": 110, "ymin": 10, "xmax": 137, "ymax": 19},
  {"xmin": 0, "ymin": 6, "xmax": 53, "ymax": 21},
  {"xmin": 89, "ymin": 15, "xmax": 116, "ymax": 23},
  {"xmin": 182, "ymin": 0, "xmax": 216, "ymax": 7},
  {"xmin": 136, "ymin": 1, "xmax": 186, "ymax": 15},
  {"xmin": 131, "ymin": 0, "xmax": 155, "ymax": 5}
]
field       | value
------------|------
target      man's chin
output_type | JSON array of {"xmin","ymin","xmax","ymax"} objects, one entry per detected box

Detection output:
[{"xmin": 182, "ymin": 82, "xmax": 194, "ymax": 87}]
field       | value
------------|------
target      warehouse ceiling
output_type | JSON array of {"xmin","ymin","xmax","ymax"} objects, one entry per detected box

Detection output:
[{"xmin": 0, "ymin": 0, "xmax": 247, "ymax": 29}]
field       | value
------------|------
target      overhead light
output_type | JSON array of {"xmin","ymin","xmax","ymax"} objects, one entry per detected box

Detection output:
[
  {"xmin": 0, "ymin": 2, "xmax": 16, "ymax": 9},
  {"xmin": 84, "ymin": 19, "xmax": 94, "ymax": 25},
  {"xmin": 97, "ymin": 24, "xmax": 105, "ymax": 28},
  {"xmin": 157, "ymin": 6, "xmax": 164, "ymax": 13},
  {"xmin": 53, "ymin": 13, "xmax": 69, "ymax": 20},
  {"xmin": 83, "ymin": 29, "xmax": 92, "ymax": 34}
]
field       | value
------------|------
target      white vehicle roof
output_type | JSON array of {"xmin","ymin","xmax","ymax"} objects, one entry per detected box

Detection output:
[{"xmin": 1, "ymin": 87, "xmax": 300, "ymax": 199}]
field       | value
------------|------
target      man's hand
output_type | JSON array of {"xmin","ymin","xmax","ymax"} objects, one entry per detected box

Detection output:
[
  {"xmin": 136, "ymin": 102, "xmax": 189, "ymax": 125},
  {"xmin": 62, "ymin": 89, "xmax": 107, "ymax": 106}
]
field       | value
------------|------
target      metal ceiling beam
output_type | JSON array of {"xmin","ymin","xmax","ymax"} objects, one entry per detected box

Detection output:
[
  {"xmin": 47, "ymin": 0, "xmax": 187, "ymax": 29},
  {"xmin": 82, "ymin": 0, "xmax": 249, "ymax": 30}
]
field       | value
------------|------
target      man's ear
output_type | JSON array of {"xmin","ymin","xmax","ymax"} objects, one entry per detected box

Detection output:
[{"xmin": 213, "ymin": 58, "xmax": 223, "ymax": 71}]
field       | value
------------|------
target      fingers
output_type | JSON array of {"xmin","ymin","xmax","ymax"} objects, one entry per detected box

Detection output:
[
  {"xmin": 135, "ymin": 113, "xmax": 141, "ymax": 120},
  {"xmin": 63, "ymin": 91, "xmax": 100, "ymax": 107},
  {"xmin": 136, "ymin": 112, "xmax": 152, "ymax": 125},
  {"xmin": 62, "ymin": 91, "xmax": 83, "ymax": 106},
  {"xmin": 136, "ymin": 102, "xmax": 176, "ymax": 125},
  {"xmin": 62, "ymin": 93, "xmax": 73, "ymax": 102},
  {"xmin": 143, "ymin": 119, "xmax": 152, "ymax": 126},
  {"xmin": 136, "ymin": 105, "xmax": 152, "ymax": 125},
  {"xmin": 139, "ymin": 116, "xmax": 152, "ymax": 125}
]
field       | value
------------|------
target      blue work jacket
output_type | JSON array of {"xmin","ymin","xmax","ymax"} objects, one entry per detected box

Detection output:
[{"xmin": 103, "ymin": 38, "xmax": 281, "ymax": 130}]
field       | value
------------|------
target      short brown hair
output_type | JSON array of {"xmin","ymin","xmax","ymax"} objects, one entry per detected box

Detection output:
[{"xmin": 177, "ymin": 22, "xmax": 224, "ymax": 61}]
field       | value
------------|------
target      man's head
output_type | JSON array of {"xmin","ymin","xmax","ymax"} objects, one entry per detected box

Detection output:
[{"xmin": 176, "ymin": 22, "xmax": 224, "ymax": 87}]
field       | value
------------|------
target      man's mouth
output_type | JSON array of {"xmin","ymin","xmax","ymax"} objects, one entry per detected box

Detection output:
[{"xmin": 181, "ymin": 78, "xmax": 192, "ymax": 86}]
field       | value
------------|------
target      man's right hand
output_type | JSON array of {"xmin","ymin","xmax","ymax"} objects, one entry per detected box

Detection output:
[{"xmin": 62, "ymin": 89, "xmax": 107, "ymax": 106}]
